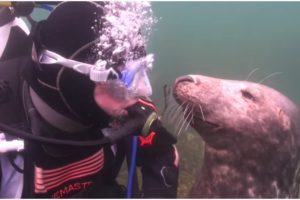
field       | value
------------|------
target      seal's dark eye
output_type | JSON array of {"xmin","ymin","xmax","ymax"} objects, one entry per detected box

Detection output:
[{"xmin": 241, "ymin": 90, "xmax": 256, "ymax": 101}]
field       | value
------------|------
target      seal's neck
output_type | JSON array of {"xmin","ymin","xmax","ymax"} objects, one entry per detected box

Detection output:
[{"xmin": 189, "ymin": 145, "xmax": 291, "ymax": 198}]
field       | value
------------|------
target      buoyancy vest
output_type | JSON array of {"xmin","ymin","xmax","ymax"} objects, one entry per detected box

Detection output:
[
  {"xmin": 19, "ymin": 73, "xmax": 126, "ymax": 198},
  {"xmin": 21, "ymin": 141, "xmax": 126, "ymax": 198}
]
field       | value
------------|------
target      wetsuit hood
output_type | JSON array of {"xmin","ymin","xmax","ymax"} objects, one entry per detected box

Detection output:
[{"xmin": 28, "ymin": 2, "xmax": 109, "ymax": 129}]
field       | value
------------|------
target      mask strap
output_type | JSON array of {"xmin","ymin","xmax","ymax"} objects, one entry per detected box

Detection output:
[
  {"xmin": 39, "ymin": 49, "xmax": 119, "ymax": 82},
  {"xmin": 69, "ymin": 38, "xmax": 100, "ymax": 60}
]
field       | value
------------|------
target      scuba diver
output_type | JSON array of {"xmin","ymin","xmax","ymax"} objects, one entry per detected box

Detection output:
[{"xmin": 0, "ymin": 1, "xmax": 179, "ymax": 198}]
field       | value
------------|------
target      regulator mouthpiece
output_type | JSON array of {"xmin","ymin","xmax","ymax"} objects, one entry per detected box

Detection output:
[{"xmin": 120, "ymin": 54, "xmax": 154, "ymax": 97}]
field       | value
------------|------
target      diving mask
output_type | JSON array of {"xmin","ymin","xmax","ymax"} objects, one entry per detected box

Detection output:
[{"xmin": 38, "ymin": 49, "xmax": 153, "ymax": 97}]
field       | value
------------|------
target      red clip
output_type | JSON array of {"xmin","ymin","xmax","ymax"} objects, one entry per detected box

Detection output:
[{"xmin": 138, "ymin": 131, "xmax": 156, "ymax": 146}]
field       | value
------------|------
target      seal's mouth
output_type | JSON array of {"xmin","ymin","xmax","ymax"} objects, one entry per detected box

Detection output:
[{"xmin": 173, "ymin": 75, "xmax": 219, "ymax": 130}]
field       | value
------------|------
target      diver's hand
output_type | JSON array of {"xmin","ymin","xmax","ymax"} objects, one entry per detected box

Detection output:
[
  {"xmin": 102, "ymin": 99, "xmax": 157, "ymax": 143},
  {"xmin": 126, "ymin": 99, "xmax": 156, "ymax": 120},
  {"xmin": 102, "ymin": 99, "xmax": 177, "ymax": 145},
  {"xmin": 126, "ymin": 99, "xmax": 159, "ymax": 137},
  {"xmin": 126, "ymin": 99, "xmax": 177, "ymax": 146}
]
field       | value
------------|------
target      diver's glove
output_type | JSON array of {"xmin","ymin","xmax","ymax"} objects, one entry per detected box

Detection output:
[
  {"xmin": 126, "ymin": 98, "xmax": 158, "ymax": 136},
  {"xmin": 102, "ymin": 98, "xmax": 176, "ymax": 145}
]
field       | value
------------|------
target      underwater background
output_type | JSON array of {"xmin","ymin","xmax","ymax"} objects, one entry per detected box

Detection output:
[
  {"xmin": 32, "ymin": 2, "xmax": 300, "ymax": 198},
  {"xmin": 150, "ymin": 2, "xmax": 300, "ymax": 197}
]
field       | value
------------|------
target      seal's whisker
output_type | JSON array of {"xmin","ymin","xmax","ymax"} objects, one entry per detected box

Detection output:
[
  {"xmin": 177, "ymin": 119, "xmax": 186, "ymax": 137},
  {"xmin": 174, "ymin": 104, "xmax": 187, "ymax": 136},
  {"xmin": 182, "ymin": 105, "xmax": 194, "ymax": 133},
  {"xmin": 246, "ymin": 67, "xmax": 260, "ymax": 81},
  {"xmin": 258, "ymin": 72, "xmax": 283, "ymax": 84},
  {"xmin": 173, "ymin": 120, "xmax": 180, "ymax": 136},
  {"xmin": 170, "ymin": 102, "xmax": 186, "ymax": 125},
  {"xmin": 199, "ymin": 104, "xmax": 205, "ymax": 121},
  {"xmin": 192, "ymin": 109, "xmax": 195, "ymax": 125},
  {"xmin": 181, "ymin": 104, "xmax": 194, "ymax": 134},
  {"xmin": 177, "ymin": 108, "xmax": 189, "ymax": 136},
  {"xmin": 190, "ymin": 112, "xmax": 195, "ymax": 127},
  {"xmin": 176, "ymin": 103, "xmax": 192, "ymax": 136},
  {"xmin": 161, "ymin": 91, "xmax": 179, "ymax": 119},
  {"xmin": 163, "ymin": 102, "xmax": 178, "ymax": 120},
  {"xmin": 164, "ymin": 105, "xmax": 179, "ymax": 125},
  {"xmin": 183, "ymin": 116, "xmax": 193, "ymax": 133},
  {"xmin": 175, "ymin": 116, "xmax": 186, "ymax": 136}
]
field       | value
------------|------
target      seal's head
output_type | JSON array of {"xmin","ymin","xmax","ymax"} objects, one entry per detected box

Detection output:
[
  {"xmin": 174, "ymin": 74, "xmax": 299, "ymax": 150},
  {"xmin": 174, "ymin": 74, "xmax": 300, "ymax": 198}
]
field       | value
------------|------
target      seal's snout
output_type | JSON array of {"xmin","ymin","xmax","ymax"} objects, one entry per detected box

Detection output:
[
  {"xmin": 174, "ymin": 75, "xmax": 196, "ymax": 86},
  {"xmin": 173, "ymin": 75, "xmax": 196, "ymax": 103}
]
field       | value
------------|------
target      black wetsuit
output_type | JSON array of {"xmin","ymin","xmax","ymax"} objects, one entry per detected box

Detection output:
[
  {"xmin": 23, "ymin": 130, "xmax": 178, "ymax": 198},
  {"xmin": 22, "ymin": 130, "xmax": 178, "ymax": 198},
  {"xmin": 0, "ymin": 2, "xmax": 179, "ymax": 198},
  {"xmin": 0, "ymin": 71, "xmax": 179, "ymax": 198},
  {"xmin": 10, "ymin": 59, "xmax": 178, "ymax": 198}
]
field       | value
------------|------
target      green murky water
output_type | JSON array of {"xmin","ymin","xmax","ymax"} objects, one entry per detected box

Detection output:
[
  {"xmin": 149, "ymin": 4, "xmax": 300, "ymax": 196},
  {"xmin": 31, "ymin": 2, "xmax": 300, "ymax": 198},
  {"xmin": 149, "ymin": 2, "xmax": 300, "ymax": 106}
]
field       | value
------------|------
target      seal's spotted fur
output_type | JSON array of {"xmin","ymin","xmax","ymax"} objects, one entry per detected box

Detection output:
[{"xmin": 174, "ymin": 74, "xmax": 300, "ymax": 198}]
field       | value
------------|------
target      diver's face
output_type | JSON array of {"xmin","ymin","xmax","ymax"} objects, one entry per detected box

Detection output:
[{"xmin": 94, "ymin": 83, "xmax": 138, "ymax": 117}]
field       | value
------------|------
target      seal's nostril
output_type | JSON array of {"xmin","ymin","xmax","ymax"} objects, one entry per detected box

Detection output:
[{"xmin": 175, "ymin": 75, "xmax": 196, "ymax": 85}]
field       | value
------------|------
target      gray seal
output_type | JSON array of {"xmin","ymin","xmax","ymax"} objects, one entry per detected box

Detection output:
[{"xmin": 173, "ymin": 74, "xmax": 300, "ymax": 198}]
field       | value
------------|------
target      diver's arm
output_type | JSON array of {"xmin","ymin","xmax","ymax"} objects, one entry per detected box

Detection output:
[
  {"xmin": 125, "ymin": 99, "xmax": 179, "ymax": 198},
  {"xmin": 136, "ymin": 122, "xmax": 179, "ymax": 198}
]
